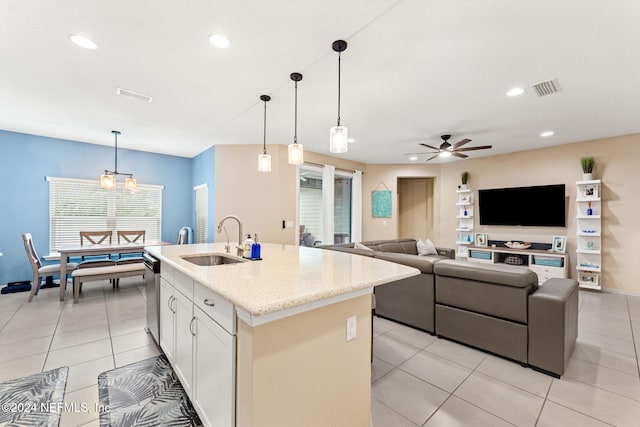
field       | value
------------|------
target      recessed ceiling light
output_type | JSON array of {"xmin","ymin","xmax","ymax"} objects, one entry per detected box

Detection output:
[
  {"xmin": 69, "ymin": 34, "xmax": 97, "ymax": 50},
  {"xmin": 409, "ymin": 156, "xmax": 418, "ymax": 161},
  {"xmin": 506, "ymin": 87, "xmax": 525, "ymax": 97},
  {"xmin": 540, "ymin": 130, "xmax": 554, "ymax": 137},
  {"xmin": 209, "ymin": 34, "xmax": 230, "ymax": 49}
]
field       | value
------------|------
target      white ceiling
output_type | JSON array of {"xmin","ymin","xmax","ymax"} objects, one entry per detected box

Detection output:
[{"xmin": 1, "ymin": 0, "xmax": 639, "ymax": 164}]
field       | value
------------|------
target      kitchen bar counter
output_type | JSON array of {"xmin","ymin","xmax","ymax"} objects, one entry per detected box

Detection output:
[
  {"xmin": 147, "ymin": 242, "xmax": 420, "ymax": 427},
  {"xmin": 146, "ymin": 242, "xmax": 419, "ymax": 323}
]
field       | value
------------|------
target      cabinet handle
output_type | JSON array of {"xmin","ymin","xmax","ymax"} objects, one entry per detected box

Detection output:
[
  {"xmin": 167, "ymin": 296, "xmax": 174, "ymax": 313},
  {"xmin": 189, "ymin": 317, "xmax": 196, "ymax": 336},
  {"xmin": 203, "ymin": 299, "xmax": 215, "ymax": 307},
  {"xmin": 170, "ymin": 296, "xmax": 176, "ymax": 313}
]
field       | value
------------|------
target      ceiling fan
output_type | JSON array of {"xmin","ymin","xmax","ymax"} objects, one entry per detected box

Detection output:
[{"xmin": 417, "ymin": 135, "xmax": 492, "ymax": 161}]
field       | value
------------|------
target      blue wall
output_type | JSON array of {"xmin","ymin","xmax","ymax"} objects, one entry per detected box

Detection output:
[
  {"xmin": 0, "ymin": 130, "xmax": 193, "ymax": 285},
  {"xmin": 192, "ymin": 146, "xmax": 216, "ymax": 243}
]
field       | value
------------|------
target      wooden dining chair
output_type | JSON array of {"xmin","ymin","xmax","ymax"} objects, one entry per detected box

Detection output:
[
  {"xmin": 80, "ymin": 231, "xmax": 112, "ymax": 245},
  {"xmin": 115, "ymin": 231, "xmax": 146, "ymax": 282},
  {"xmin": 117, "ymin": 230, "xmax": 145, "ymax": 244},
  {"xmin": 23, "ymin": 233, "xmax": 78, "ymax": 302}
]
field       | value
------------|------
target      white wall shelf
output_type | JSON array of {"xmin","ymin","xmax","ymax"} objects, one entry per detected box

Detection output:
[
  {"xmin": 576, "ymin": 179, "xmax": 602, "ymax": 290},
  {"xmin": 456, "ymin": 186, "xmax": 474, "ymax": 260}
]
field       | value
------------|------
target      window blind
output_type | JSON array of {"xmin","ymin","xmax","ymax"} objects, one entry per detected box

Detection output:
[
  {"xmin": 48, "ymin": 177, "xmax": 163, "ymax": 253},
  {"xmin": 194, "ymin": 184, "xmax": 208, "ymax": 244}
]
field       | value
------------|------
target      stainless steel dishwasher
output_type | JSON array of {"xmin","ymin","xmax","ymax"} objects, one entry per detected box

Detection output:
[{"xmin": 143, "ymin": 252, "xmax": 161, "ymax": 344}]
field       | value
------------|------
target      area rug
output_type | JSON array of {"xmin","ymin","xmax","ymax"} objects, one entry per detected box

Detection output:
[
  {"xmin": 97, "ymin": 355, "xmax": 202, "ymax": 426},
  {"xmin": 0, "ymin": 366, "xmax": 68, "ymax": 426}
]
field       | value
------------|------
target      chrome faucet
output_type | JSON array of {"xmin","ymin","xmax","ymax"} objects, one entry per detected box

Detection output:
[{"xmin": 217, "ymin": 215, "xmax": 243, "ymax": 257}]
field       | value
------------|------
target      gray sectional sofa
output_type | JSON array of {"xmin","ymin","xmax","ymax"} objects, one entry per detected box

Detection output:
[{"xmin": 320, "ymin": 238, "xmax": 578, "ymax": 377}]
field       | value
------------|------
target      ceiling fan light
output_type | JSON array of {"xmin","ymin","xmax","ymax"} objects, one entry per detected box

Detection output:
[
  {"xmin": 125, "ymin": 176, "xmax": 137, "ymax": 191},
  {"xmin": 439, "ymin": 151, "xmax": 452, "ymax": 158},
  {"xmin": 258, "ymin": 154, "xmax": 272, "ymax": 172},
  {"xmin": 288, "ymin": 143, "xmax": 304, "ymax": 165},
  {"xmin": 329, "ymin": 126, "xmax": 349, "ymax": 153},
  {"xmin": 409, "ymin": 156, "xmax": 418, "ymax": 161},
  {"xmin": 101, "ymin": 173, "xmax": 115, "ymax": 189}
]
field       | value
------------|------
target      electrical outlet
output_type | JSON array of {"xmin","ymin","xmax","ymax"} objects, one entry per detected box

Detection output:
[{"xmin": 346, "ymin": 315, "xmax": 357, "ymax": 341}]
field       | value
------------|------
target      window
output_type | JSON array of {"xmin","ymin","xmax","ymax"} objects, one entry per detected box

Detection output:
[
  {"xmin": 297, "ymin": 166, "xmax": 362, "ymax": 247},
  {"xmin": 298, "ymin": 168, "xmax": 324, "ymax": 247},
  {"xmin": 48, "ymin": 177, "xmax": 163, "ymax": 253},
  {"xmin": 194, "ymin": 183, "xmax": 208, "ymax": 244}
]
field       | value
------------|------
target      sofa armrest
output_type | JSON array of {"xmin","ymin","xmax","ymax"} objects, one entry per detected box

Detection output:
[
  {"xmin": 528, "ymin": 278, "xmax": 578, "ymax": 377},
  {"xmin": 435, "ymin": 247, "xmax": 455, "ymax": 259}
]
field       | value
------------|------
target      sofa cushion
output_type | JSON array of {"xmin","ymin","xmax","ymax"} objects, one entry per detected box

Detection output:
[
  {"xmin": 417, "ymin": 239, "xmax": 438, "ymax": 255},
  {"xmin": 354, "ymin": 242, "xmax": 374, "ymax": 251},
  {"xmin": 327, "ymin": 247, "xmax": 376, "ymax": 257},
  {"xmin": 434, "ymin": 260, "xmax": 538, "ymax": 289},
  {"xmin": 373, "ymin": 252, "xmax": 444, "ymax": 274}
]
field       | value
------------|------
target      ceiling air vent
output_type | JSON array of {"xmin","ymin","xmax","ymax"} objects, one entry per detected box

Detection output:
[
  {"xmin": 117, "ymin": 88, "xmax": 153, "ymax": 103},
  {"xmin": 531, "ymin": 79, "xmax": 561, "ymax": 97}
]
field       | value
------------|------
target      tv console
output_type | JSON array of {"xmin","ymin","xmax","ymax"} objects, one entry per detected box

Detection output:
[{"xmin": 467, "ymin": 245, "xmax": 568, "ymax": 285}]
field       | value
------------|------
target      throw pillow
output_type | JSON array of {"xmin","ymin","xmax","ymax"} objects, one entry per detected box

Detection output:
[
  {"xmin": 354, "ymin": 242, "xmax": 373, "ymax": 251},
  {"xmin": 417, "ymin": 238, "xmax": 438, "ymax": 256}
]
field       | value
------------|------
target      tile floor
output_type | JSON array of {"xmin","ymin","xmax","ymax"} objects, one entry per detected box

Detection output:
[
  {"xmin": 0, "ymin": 277, "xmax": 159, "ymax": 426},
  {"xmin": 372, "ymin": 290, "xmax": 640, "ymax": 426},
  {"xmin": 1, "ymin": 280, "xmax": 639, "ymax": 426}
]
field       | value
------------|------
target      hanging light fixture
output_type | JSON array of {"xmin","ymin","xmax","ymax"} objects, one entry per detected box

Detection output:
[
  {"xmin": 330, "ymin": 39, "xmax": 349, "ymax": 154},
  {"xmin": 100, "ymin": 130, "xmax": 137, "ymax": 190},
  {"xmin": 258, "ymin": 94, "xmax": 272, "ymax": 172},
  {"xmin": 288, "ymin": 72, "xmax": 304, "ymax": 165}
]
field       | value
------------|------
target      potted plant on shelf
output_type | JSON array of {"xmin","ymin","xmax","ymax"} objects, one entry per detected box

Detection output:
[
  {"xmin": 460, "ymin": 171, "xmax": 469, "ymax": 190},
  {"xmin": 580, "ymin": 157, "xmax": 595, "ymax": 181}
]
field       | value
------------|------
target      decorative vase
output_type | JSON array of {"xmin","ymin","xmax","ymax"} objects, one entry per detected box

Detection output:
[
  {"xmin": 460, "ymin": 184, "xmax": 468, "ymax": 191},
  {"xmin": 463, "ymin": 208, "xmax": 468, "ymax": 217},
  {"xmin": 587, "ymin": 202, "xmax": 593, "ymax": 216},
  {"xmin": 582, "ymin": 173, "xmax": 593, "ymax": 181}
]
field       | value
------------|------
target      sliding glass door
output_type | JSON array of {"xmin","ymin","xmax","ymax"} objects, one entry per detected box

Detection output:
[{"xmin": 297, "ymin": 166, "xmax": 360, "ymax": 247}]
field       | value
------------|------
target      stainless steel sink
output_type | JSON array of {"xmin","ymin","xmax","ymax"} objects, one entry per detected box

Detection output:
[{"xmin": 180, "ymin": 254, "xmax": 248, "ymax": 266}]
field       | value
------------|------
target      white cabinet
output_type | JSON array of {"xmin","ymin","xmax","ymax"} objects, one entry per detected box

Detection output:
[
  {"xmin": 468, "ymin": 246, "xmax": 568, "ymax": 285},
  {"xmin": 174, "ymin": 288, "xmax": 195, "ymax": 398},
  {"xmin": 576, "ymin": 179, "xmax": 602, "ymax": 290},
  {"xmin": 455, "ymin": 187, "xmax": 474, "ymax": 260},
  {"xmin": 193, "ymin": 306, "xmax": 236, "ymax": 427},
  {"xmin": 159, "ymin": 278, "xmax": 175, "ymax": 362},
  {"xmin": 159, "ymin": 264, "xmax": 236, "ymax": 427}
]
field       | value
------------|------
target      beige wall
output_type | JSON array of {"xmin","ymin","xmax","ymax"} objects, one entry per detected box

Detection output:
[
  {"xmin": 364, "ymin": 134, "xmax": 640, "ymax": 293},
  {"xmin": 236, "ymin": 295, "xmax": 372, "ymax": 427},
  {"xmin": 214, "ymin": 144, "xmax": 365, "ymax": 246},
  {"xmin": 213, "ymin": 134, "xmax": 638, "ymax": 292},
  {"xmin": 398, "ymin": 178, "xmax": 435, "ymax": 240},
  {"xmin": 363, "ymin": 164, "xmax": 442, "ymax": 241}
]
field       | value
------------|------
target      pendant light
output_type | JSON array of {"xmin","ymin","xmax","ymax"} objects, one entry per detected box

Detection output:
[
  {"xmin": 258, "ymin": 94, "xmax": 272, "ymax": 172},
  {"xmin": 288, "ymin": 72, "xmax": 304, "ymax": 165},
  {"xmin": 100, "ymin": 130, "xmax": 136, "ymax": 190},
  {"xmin": 329, "ymin": 39, "xmax": 349, "ymax": 154}
]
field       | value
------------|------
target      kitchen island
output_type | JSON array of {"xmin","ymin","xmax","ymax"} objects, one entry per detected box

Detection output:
[{"xmin": 145, "ymin": 242, "xmax": 419, "ymax": 427}]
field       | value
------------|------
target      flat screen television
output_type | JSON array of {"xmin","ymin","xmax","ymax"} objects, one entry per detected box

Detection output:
[{"xmin": 478, "ymin": 184, "xmax": 566, "ymax": 227}]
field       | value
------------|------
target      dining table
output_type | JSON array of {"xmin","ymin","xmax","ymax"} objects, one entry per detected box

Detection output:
[{"xmin": 57, "ymin": 241, "xmax": 165, "ymax": 301}]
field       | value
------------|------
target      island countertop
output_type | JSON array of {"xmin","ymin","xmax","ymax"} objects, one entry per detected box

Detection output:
[{"xmin": 145, "ymin": 243, "xmax": 420, "ymax": 320}]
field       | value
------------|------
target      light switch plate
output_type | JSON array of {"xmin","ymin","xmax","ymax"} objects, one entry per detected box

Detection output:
[{"xmin": 346, "ymin": 315, "xmax": 357, "ymax": 341}]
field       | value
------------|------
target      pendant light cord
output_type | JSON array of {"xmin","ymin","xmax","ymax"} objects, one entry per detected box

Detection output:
[
  {"xmin": 337, "ymin": 51, "xmax": 341, "ymax": 126},
  {"xmin": 114, "ymin": 132, "xmax": 118, "ymax": 173},
  {"xmin": 263, "ymin": 100, "xmax": 267, "ymax": 154},
  {"xmin": 294, "ymin": 81, "xmax": 298, "ymax": 144}
]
